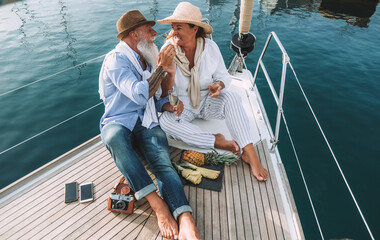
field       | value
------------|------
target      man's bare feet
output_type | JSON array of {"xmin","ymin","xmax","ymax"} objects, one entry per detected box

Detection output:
[
  {"xmin": 241, "ymin": 143, "xmax": 268, "ymax": 181},
  {"xmin": 178, "ymin": 212, "xmax": 201, "ymax": 240},
  {"xmin": 145, "ymin": 192, "xmax": 179, "ymax": 239},
  {"xmin": 214, "ymin": 133, "xmax": 240, "ymax": 154}
]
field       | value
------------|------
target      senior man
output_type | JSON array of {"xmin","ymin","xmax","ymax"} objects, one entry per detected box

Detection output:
[{"xmin": 99, "ymin": 10, "xmax": 200, "ymax": 240}]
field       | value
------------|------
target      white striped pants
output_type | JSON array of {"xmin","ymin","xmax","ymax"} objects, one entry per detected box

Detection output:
[{"xmin": 159, "ymin": 90, "xmax": 253, "ymax": 149}]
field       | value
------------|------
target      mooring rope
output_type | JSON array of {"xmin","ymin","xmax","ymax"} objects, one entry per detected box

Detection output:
[
  {"xmin": 288, "ymin": 62, "xmax": 375, "ymax": 240},
  {"xmin": 0, "ymin": 55, "xmax": 106, "ymax": 98},
  {"xmin": 238, "ymin": 35, "xmax": 374, "ymax": 238},
  {"xmin": 0, "ymin": 30, "xmax": 175, "ymax": 156},
  {"xmin": 281, "ymin": 110, "xmax": 325, "ymax": 239},
  {"xmin": 0, "ymin": 102, "xmax": 103, "ymax": 156},
  {"xmin": 239, "ymin": 0, "xmax": 254, "ymax": 34},
  {"xmin": 0, "ymin": 31, "xmax": 173, "ymax": 99}
]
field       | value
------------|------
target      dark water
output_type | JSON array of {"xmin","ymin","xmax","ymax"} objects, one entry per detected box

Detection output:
[{"xmin": 0, "ymin": 0, "xmax": 379, "ymax": 239}]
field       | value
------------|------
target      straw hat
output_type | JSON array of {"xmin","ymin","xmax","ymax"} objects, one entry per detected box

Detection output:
[
  {"xmin": 116, "ymin": 10, "xmax": 155, "ymax": 40},
  {"xmin": 157, "ymin": 2, "xmax": 213, "ymax": 34}
]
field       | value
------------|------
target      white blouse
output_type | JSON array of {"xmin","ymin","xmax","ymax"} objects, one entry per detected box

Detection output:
[{"xmin": 173, "ymin": 38, "xmax": 232, "ymax": 114}]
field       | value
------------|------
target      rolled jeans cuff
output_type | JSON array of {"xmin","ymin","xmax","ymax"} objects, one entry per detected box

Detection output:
[
  {"xmin": 172, "ymin": 205, "xmax": 193, "ymax": 221},
  {"xmin": 134, "ymin": 183, "xmax": 157, "ymax": 200}
]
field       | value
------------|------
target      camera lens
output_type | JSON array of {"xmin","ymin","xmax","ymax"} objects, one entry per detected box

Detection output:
[{"xmin": 115, "ymin": 200, "xmax": 126, "ymax": 210}]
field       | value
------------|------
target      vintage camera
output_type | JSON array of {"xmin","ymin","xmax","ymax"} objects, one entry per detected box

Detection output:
[
  {"xmin": 109, "ymin": 193, "xmax": 134, "ymax": 211},
  {"xmin": 107, "ymin": 177, "xmax": 135, "ymax": 214}
]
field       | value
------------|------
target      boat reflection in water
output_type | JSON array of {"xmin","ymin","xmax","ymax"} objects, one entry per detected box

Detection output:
[
  {"xmin": 259, "ymin": 0, "xmax": 378, "ymax": 27},
  {"xmin": 259, "ymin": 0, "xmax": 321, "ymax": 14},
  {"xmin": 319, "ymin": 0, "xmax": 379, "ymax": 27},
  {"xmin": 0, "ymin": 0, "xmax": 20, "ymax": 6}
]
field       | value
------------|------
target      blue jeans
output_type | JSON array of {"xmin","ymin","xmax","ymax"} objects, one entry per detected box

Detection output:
[{"xmin": 101, "ymin": 119, "xmax": 192, "ymax": 220}]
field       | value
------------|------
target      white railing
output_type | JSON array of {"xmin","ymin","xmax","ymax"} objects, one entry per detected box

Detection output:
[
  {"xmin": 252, "ymin": 31, "xmax": 289, "ymax": 151},
  {"xmin": 247, "ymin": 31, "xmax": 374, "ymax": 240}
]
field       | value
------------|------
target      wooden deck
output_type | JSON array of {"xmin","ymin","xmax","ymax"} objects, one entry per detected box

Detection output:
[
  {"xmin": 0, "ymin": 71, "xmax": 304, "ymax": 239},
  {"xmin": 0, "ymin": 135, "xmax": 303, "ymax": 239}
]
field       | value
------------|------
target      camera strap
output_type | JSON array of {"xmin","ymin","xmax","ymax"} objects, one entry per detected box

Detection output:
[{"xmin": 113, "ymin": 176, "xmax": 133, "ymax": 195}]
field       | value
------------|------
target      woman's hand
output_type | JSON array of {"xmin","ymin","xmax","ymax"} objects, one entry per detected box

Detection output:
[
  {"xmin": 172, "ymin": 100, "xmax": 184, "ymax": 117},
  {"xmin": 162, "ymin": 100, "xmax": 184, "ymax": 117},
  {"xmin": 208, "ymin": 80, "xmax": 225, "ymax": 98}
]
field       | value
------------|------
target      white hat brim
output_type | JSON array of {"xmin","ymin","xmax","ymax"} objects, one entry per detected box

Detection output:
[{"xmin": 158, "ymin": 17, "xmax": 213, "ymax": 34}]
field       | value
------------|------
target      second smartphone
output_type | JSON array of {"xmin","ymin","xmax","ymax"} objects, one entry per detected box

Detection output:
[{"xmin": 79, "ymin": 182, "xmax": 94, "ymax": 203}]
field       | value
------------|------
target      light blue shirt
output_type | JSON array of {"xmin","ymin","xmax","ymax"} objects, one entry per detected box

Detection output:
[{"xmin": 99, "ymin": 43, "xmax": 168, "ymax": 131}]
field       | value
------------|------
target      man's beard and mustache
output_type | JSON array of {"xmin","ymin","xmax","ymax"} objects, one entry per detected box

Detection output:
[{"xmin": 137, "ymin": 35, "xmax": 159, "ymax": 69}]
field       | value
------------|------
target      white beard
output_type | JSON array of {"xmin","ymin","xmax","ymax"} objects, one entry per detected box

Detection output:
[{"xmin": 137, "ymin": 37, "xmax": 159, "ymax": 68}]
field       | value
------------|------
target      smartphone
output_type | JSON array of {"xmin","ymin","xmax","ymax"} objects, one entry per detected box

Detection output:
[
  {"xmin": 80, "ymin": 182, "xmax": 94, "ymax": 203},
  {"xmin": 64, "ymin": 182, "xmax": 78, "ymax": 203}
]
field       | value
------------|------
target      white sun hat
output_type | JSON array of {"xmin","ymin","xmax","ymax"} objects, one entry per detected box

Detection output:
[{"xmin": 157, "ymin": 2, "xmax": 213, "ymax": 34}]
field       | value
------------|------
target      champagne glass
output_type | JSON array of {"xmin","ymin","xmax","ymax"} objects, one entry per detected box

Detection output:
[
  {"xmin": 209, "ymin": 80, "xmax": 221, "ymax": 95},
  {"xmin": 168, "ymin": 89, "xmax": 181, "ymax": 122}
]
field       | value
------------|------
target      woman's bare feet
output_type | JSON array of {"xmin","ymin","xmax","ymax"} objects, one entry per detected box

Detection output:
[
  {"xmin": 214, "ymin": 133, "xmax": 240, "ymax": 154},
  {"xmin": 145, "ymin": 192, "xmax": 179, "ymax": 239},
  {"xmin": 178, "ymin": 212, "xmax": 201, "ymax": 240},
  {"xmin": 241, "ymin": 144, "xmax": 268, "ymax": 181}
]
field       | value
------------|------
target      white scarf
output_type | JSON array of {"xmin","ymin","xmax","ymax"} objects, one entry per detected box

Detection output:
[
  {"xmin": 167, "ymin": 37, "xmax": 204, "ymax": 109},
  {"xmin": 99, "ymin": 41, "xmax": 158, "ymax": 128}
]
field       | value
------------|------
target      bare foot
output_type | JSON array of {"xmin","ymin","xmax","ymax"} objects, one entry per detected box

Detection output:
[
  {"xmin": 241, "ymin": 144, "xmax": 268, "ymax": 181},
  {"xmin": 178, "ymin": 212, "xmax": 201, "ymax": 240},
  {"xmin": 214, "ymin": 133, "xmax": 240, "ymax": 154},
  {"xmin": 145, "ymin": 192, "xmax": 179, "ymax": 239}
]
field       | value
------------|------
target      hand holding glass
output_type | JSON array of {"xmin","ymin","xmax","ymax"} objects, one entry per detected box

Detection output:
[
  {"xmin": 209, "ymin": 80, "xmax": 221, "ymax": 97},
  {"xmin": 168, "ymin": 89, "xmax": 181, "ymax": 122}
]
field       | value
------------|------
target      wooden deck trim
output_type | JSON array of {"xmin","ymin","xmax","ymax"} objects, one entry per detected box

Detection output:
[
  {"xmin": 0, "ymin": 143, "xmax": 110, "ymax": 219},
  {"xmin": 279, "ymin": 163, "xmax": 306, "ymax": 240},
  {"xmin": 0, "ymin": 135, "xmax": 102, "ymax": 206},
  {"xmin": 0, "ymin": 153, "xmax": 117, "ymax": 239},
  {"xmin": 257, "ymin": 141, "xmax": 289, "ymax": 239}
]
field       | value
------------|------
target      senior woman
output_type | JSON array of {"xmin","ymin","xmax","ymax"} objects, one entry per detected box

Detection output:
[{"xmin": 158, "ymin": 2, "xmax": 268, "ymax": 181}]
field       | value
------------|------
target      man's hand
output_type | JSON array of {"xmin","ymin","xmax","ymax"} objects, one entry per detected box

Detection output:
[
  {"xmin": 158, "ymin": 45, "xmax": 176, "ymax": 71},
  {"xmin": 146, "ymin": 45, "xmax": 176, "ymax": 98},
  {"xmin": 162, "ymin": 100, "xmax": 184, "ymax": 117}
]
